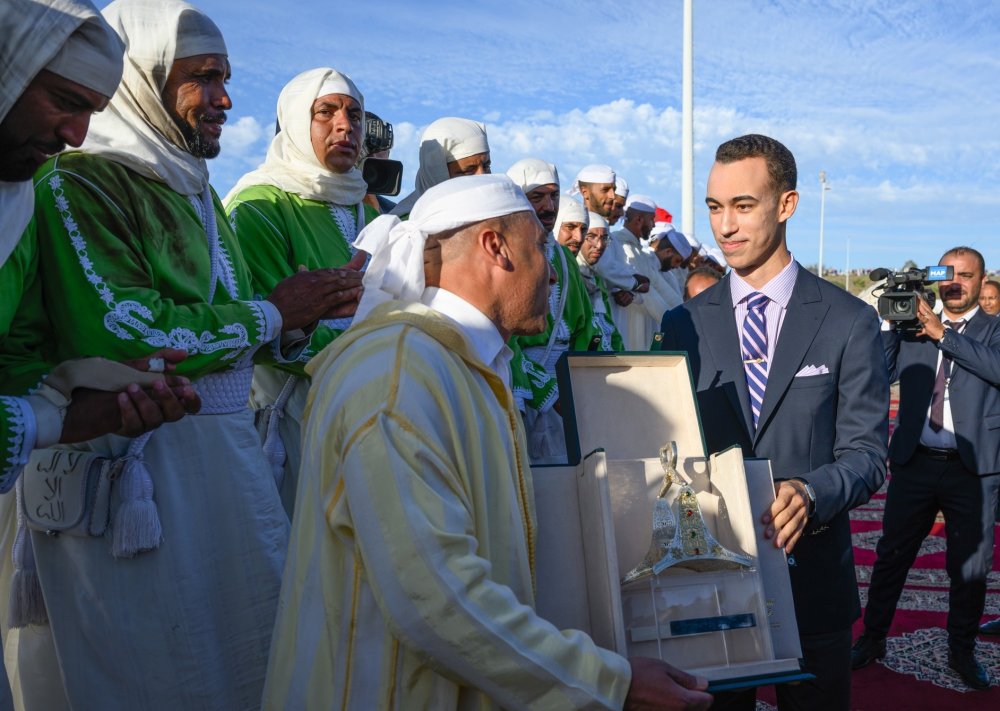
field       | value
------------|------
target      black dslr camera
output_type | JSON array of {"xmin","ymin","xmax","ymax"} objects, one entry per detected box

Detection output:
[
  {"xmin": 359, "ymin": 112, "xmax": 402, "ymax": 196},
  {"xmin": 869, "ymin": 265, "xmax": 953, "ymax": 328},
  {"xmin": 363, "ymin": 112, "xmax": 393, "ymax": 156}
]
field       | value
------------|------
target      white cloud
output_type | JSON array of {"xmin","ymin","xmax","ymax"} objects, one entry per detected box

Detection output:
[
  {"xmin": 219, "ymin": 116, "xmax": 270, "ymax": 158},
  {"xmin": 197, "ymin": 0, "xmax": 1000, "ymax": 270}
]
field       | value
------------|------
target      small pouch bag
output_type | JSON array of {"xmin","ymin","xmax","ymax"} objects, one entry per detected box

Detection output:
[{"xmin": 20, "ymin": 448, "xmax": 117, "ymax": 538}]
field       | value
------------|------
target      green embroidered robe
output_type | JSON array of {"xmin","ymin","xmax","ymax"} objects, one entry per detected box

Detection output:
[
  {"xmin": 510, "ymin": 238, "xmax": 596, "ymax": 414},
  {"xmin": 225, "ymin": 184, "xmax": 377, "ymax": 515},
  {"xmin": 31, "ymin": 153, "xmax": 282, "ymax": 373}
]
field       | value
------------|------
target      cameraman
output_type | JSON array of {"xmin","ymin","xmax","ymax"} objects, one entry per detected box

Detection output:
[{"xmin": 851, "ymin": 247, "xmax": 1000, "ymax": 690}]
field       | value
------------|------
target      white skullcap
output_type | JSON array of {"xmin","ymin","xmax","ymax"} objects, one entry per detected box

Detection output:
[
  {"xmin": 683, "ymin": 232, "xmax": 701, "ymax": 251},
  {"xmin": 391, "ymin": 117, "xmax": 490, "ymax": 216},
  {"xmin": 625, "ymin": 194, "xmax": 657, "ymax": 213},
  {"xmin": 316, "ymin": 71, "xmax": 364, "ymax": 109},
  {"xmin": 706, "ymin": 247, "xmax": 727, "ymax": 267},
  {"xmin": 666, "ymin": 232, "xmax": 693, "ymax": 260},
  {"xmin": 354, "ymin": 174, "xmax": 533, "ymax": 322},
  {"xmin": 45, "ymin": 10, "xmax": 124, "ymax": 101},
  {"xmin": 569, "ymin": 163, "xmax": 615, "ymax": 196},
  {"xmin": 422, "ymin": 117, "xmax": 488, "ymax": 165},
  {"xmin": 551, "ymin": 198, "xmax": 589, "ymax": 241},
  {"xmin": 506, "ymin": 158, "xmax": 559, "ymax": 193},
  {"xmin": 614, "ymin": 176, "xmax": 629, "ymax": 199},
  {"xmin": 587, "ymin": 211, "xmax": 610, "ymax": 231},
  {"xmin": 173, "ymin": 2, "xmax": 227, "ymax": 58},
  {"xmin": 650, "ymin": 222, "xmax": 674, "ymax": 239}
]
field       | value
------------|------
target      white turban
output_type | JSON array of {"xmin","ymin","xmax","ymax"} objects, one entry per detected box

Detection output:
[
  {"xmin": 706, "ymin": 247, "xmax": 727, "ymax": 267},
  {"xmin": 0, "ymin": 0, "xmax": 124, "ymax": 267},
  {"xmin": 614, "ymin": 176, "xmax": 629, "ymax": 199},
  {"xmin": 683, "ymin": 232, "xmax": 702, "ymax": 251},
  {"xmin": 625, "ymin": 194, "xmax": 657, "ymax": 213},
  {"xmin": 587, "ymin": 211, "xmax": 610, "ymax": 232},
  {"xmin": 224, "ymin": 67, "xmax": 367, "ymax": 206},
  {"xmin": 81, "ymin": 0, "xmax": 228, "ymax": 195},
  {"xmin": 391, "ymin": 117, "xmax": 489, "ymax": 216},
  {"xmin": 354, "ymin": 174, "xmax": 532, "ymax": 322},
  {"xmin": 551, "ymin": 198, "xmax": 589, "ymax": 242},
  {"xmin": 650, "ymin": 222, "xmax": 673, "ymax": 240},
  {"xmin": 666, "ymin": 232, "xmax": 693, "ymax": 260},
  {"xmin": 506, "ymin": 158, "xmax": 559, "ymax": 193},
  {"xmin": 568, "ymin": 163, "xmax": 615, "ymax": 196}
]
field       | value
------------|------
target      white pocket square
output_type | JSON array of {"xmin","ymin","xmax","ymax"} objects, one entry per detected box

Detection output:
[{"xmin": 795, "ymin": 364, "xmax": 830, "ymax": 377}]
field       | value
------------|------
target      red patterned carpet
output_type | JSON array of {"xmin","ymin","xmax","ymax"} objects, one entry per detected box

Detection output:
[
  {"xmin": 846, "ymin": 485, "xmax": 1000, "ymax": 710},
  {"xmin": 755, "ymin": 395, "xmax": 1000, "ymax": 710},
  {"xmin": 752, "ymin": 488, "xmax": 1000, "ymax": 711}
]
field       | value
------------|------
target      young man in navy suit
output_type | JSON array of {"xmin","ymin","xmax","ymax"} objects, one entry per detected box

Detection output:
[
  {"xmin": 658, "ymin": 134, "xmax": 889, "ymax": 710},
  {"xmin": 851, "ymin": 247, "xmax": 1000, "ymax": 690}
]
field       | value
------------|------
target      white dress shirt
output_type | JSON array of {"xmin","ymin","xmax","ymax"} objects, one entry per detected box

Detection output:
[
  {"xmin": 730, "ymin": 257, "xmax": 800, "ymax": 365},
  {"xmin": 421, "ymin": 287, "xmax": 513, "ymax": 388},
  {"xmin": 920, "ymin": 306, "xmax": 978, "ymax": 449}
]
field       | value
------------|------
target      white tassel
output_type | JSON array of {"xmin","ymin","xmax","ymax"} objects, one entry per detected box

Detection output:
[
  {"xmin": 112, "ymin": 433, "xmax": 162, "ymax": 558},
  {"xmin": 9, "ymin": 480, "xmax": 47, "ymax": 628}
]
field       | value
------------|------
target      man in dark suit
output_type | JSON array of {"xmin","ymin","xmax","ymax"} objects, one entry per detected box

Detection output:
[
  {"xmin": 851, "ymin": 247, "xmax": 1000, "ymax": 690},
  {"xmin": 658, "ymin": 134, "xmax": 889, "ymax": 710}
]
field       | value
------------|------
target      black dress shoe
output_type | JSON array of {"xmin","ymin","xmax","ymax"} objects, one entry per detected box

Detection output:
[
  {"xmin": 980, "ymin": 618, "xmax": 1000, "ymax": 636},
  {"xmin": 947, "ymin": 649, "xmax": 991, "ymax": 690},
  {"xmin": 850, "ymin": 633, "xmax": 886, "ymax": 670}
]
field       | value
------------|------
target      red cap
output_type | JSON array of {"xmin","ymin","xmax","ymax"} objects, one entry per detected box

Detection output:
[{"xmin": 655, "ymin": 207, "xmax": 673, "ymax": 224}]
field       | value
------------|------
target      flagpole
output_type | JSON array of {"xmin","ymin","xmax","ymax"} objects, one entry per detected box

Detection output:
[{"xmin": 681, "ymin": 0, "xmax": 694, "ymax": 238}]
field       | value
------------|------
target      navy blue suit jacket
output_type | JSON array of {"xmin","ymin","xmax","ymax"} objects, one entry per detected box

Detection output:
[
  {"xmin": 658, "ymin": 267, "xmax": 889, "ymax": 635},
  {"xmin": 885, "ymin": 308, "xmax": 1000, "ymax": 475}
]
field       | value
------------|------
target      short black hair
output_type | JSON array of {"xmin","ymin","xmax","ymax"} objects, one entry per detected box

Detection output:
[
  {"xmin": 715, "ymin": 134, "xmax": 797, "ymax": 194},
  {"xmin": 685, "ymin": 266, "xmax": 722, "ymax": 288},
  {"xmin": 940, "ymin": 246, "xmax": 985, "ymax": 275}
]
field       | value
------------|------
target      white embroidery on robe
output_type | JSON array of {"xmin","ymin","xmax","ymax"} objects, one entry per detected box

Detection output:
[
  {"xmin": 50, "ymin": 173, "xmax": 254, "ymax": 359},
  {"xmin": 1, "ymin": 396, "xmax": 28, "ymax": 489}
]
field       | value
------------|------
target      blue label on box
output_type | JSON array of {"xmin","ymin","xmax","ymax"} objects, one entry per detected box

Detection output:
[{"xmin": 670, "ymin": 613, "xmax": 756, "ymax": 636}]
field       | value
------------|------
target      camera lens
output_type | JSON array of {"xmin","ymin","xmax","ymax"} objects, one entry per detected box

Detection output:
[{"xmin": 892, "ymin": 299, "xmax": 910, "ymax": 314}]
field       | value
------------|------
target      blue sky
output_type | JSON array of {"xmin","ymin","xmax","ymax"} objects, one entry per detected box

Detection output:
[{"xmin": 198, "ymin": 0, "xmax": 1000, "ymax": 274}]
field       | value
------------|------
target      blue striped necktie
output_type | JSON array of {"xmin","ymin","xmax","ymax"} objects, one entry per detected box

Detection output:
[{"xmin": 742, "ymin": 292, "xmax": 770, "ymax": 428}]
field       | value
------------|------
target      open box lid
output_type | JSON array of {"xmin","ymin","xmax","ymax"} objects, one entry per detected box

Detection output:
[{"xmin": 556, "ymin": 352, "xmax": 708, "ymax": 465}]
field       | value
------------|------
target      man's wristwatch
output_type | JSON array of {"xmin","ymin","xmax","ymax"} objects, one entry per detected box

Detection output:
[{"xmin": 792, "ymin": 477, "xmax": 817, "ymax": 519}]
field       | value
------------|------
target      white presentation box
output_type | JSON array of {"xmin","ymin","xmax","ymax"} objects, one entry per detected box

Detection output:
[{"xmin": 531, "ymin": 352, "xmax": 810, "ymax": 691}]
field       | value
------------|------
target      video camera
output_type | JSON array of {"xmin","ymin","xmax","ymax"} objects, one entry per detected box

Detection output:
[
  {"xmin": 359, "ymin": 111, "xmax": 402, "ymax": 196},
  {"xmin": 869, "ymin": 265, "xmax": 954, "ymax": 328},
  {"xmin": 363, "ymin": 112, "xmax": 393, "ymax": 156}
]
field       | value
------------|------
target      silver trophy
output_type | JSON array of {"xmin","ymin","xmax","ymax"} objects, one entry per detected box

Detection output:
[{"xmin": 621, "ymin": 442, "xmax": 753, "ymax": 585}]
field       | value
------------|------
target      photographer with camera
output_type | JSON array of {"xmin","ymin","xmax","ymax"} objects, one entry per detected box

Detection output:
[
  {"xmin": 851, "ymin": 246, "xmax": 1000, "ymax": 690},
  {"xmin": 225, "ymin": 67, "xmax": 376, "ymax": 517}
]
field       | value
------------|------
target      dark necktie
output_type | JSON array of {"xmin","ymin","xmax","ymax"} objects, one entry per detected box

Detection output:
[
  {"xmin": 928, "ymin": 319, "xmax": 964, "ymax": 432},
  {"xmin": 742, "ymin": 292, "xmax": 770, "ymax": 428}
]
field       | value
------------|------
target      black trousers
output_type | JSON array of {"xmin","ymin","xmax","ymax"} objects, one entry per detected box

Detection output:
[
  {"xmin": 863, "ymin": 451, "xmax": 1000, "ymax": 651},
  {"xmin": 709, "ymin": 627, "xmax": 853, "ymax": 711}
]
